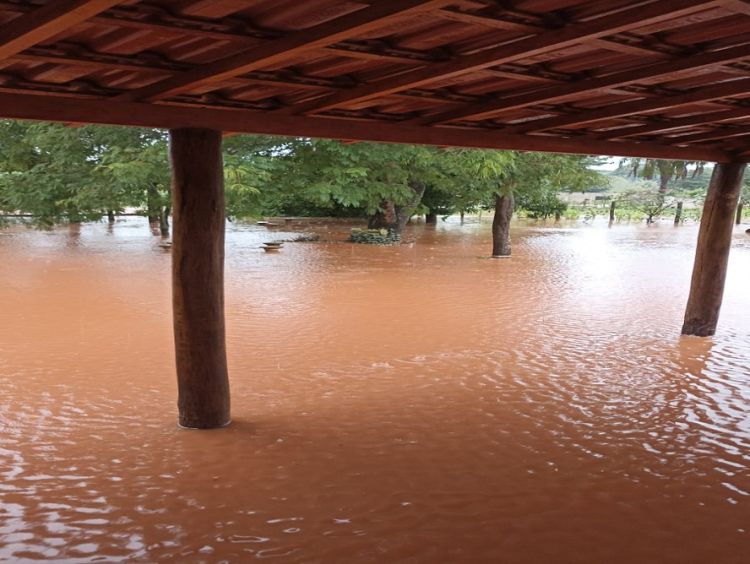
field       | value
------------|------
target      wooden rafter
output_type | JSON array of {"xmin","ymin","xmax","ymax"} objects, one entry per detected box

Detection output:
[
  {"xmin": 601, "ymin": 109, "xmax": 750, "ymax": 139},
  {"xmin": 506, "ymin": 78, "xmax": 750, "ymax": 134},
  {"xmin": 723, "ymin": 0, "xmax": 750, "ymax": 15},
  {"xmin": 0, "ymin": 0, "xmax": 746, "ymax": 162},
  {"xmin": 417, "ymin": 44, "xmax": 750, "ymax": 125},
  {"xmin": 435, "ymin": 7, "xmax": 672, "ymax": 59},
  {"xmin": 0, "ymin": 0, "xmax": 125, "ymax": 62},
  {"xmin": 0, "ymin": 91, "xmax": 733, "ymax": 163},
  {"xmin": 0, "ymin": 0, "xmax": 449, "ymax": 67},
  {"xmin": 9, "ymin": 48, "xmax": 484, "ymax": 108},
  {"xmin": 669, "ymin": 126, "xmax": 750, "ymax": 144},
  {"xmin": 115, "ymin": 0, "xmax": 450, "ymax": 102},
  {"xmin": 290, "ymin": 0, "xmax": 728, "ymax": 115}
]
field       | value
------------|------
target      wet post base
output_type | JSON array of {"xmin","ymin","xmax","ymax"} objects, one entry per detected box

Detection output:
[
  {"xmin": 170, "ymin": 128, "xmax": 231, "ymax": 429},
  {"xmin": 682, "ymin": 161, "xmax": 746, "ymax": 337}
]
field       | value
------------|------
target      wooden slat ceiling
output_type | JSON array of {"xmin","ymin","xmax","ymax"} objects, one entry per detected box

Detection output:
[{"xmin": 1, "ymin": 0, "xmax": 750, "ymax": 162}]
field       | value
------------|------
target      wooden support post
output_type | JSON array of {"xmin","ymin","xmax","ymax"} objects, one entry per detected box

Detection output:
[
  {"xmin": 170, "ymin": 128, "xmax": 230, "ymax": 428},
  {"xmin": 682, "ymin": 162, "xmax": 746, "ymax": 336}
]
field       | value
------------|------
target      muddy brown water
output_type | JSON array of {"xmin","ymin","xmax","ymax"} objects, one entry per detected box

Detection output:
[{"xmin": 1, "ymin": 217, "xmax": 749, "ymax": 563}]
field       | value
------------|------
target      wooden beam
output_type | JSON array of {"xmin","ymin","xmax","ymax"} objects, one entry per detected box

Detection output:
[
  {"xmin": 116, "ymin": 0, "xmax": 449, "ymax": 102},
  {"xmin": 506, "ymin": 78, "xmax": 750, "ymax": 134},
  {"xmin": 722, "ymin": 0, "xmax": 750, "ymax": 15},
  {"xmin": 418, "ymin": 44, "xmax": 750, "ymax": 125},
  {"xmin": 10, "ymin": 48, "xmax": 493, "ymax": 108},
  {"xmin": 669, "ymin": 127, "xmax": 750, "ymax": 144},
  {"xmin": 170, "ymin": 127, "xmax": 230, "ymax": 429},
  {"xmin": 0, "ymin": 91, "xmax": 732, "ymax": 162},
  {"xmin": 436, "ymin": 8, "xmax": 539, "ymax": 33},
  {"xmin": 601, "ymin": 109, "xmax": 750, "ymax": 139},
  {"xmin": 682, "ymin": 161, "xmax": 746, "ymax": 336},
  {"xmin": 291, "ymin": 0, "xmax": 727, "ymax": 115},
  {"xmin": 435, "ymin": 7, "xmax": 672, "ymax": 59},
  {"xmin": 0, "ymin": 0, "xmax": 124, "ymax": 62}
]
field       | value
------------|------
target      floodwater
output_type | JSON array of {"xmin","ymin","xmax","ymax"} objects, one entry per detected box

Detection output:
[{"xmin": 1, "ymin": 217, "xmax": 749, "ymax": 563}]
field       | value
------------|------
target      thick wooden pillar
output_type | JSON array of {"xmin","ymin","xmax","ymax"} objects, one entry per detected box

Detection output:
[
  {"xmin": 682, "ymin": 162, "xmax": 746, "ymax": 336},
  {"xmin": 170, "ymin": 128, "xmax": 230, "ymax": 428}
]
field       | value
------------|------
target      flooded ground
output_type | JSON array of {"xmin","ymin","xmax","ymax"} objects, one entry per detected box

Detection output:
[{"xmin": 1, "ymin": 217, "xmax": 749, "ymax": 563}]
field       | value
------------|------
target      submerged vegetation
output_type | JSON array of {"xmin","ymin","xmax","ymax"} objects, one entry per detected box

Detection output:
[{"xmin": 0, "ymin": 120, "xmax": 729, "ymax": 252}]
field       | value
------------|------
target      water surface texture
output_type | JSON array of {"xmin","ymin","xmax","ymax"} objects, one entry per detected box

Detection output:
[{"xmin": 1, "ymin": 218, "xmax": 749, "ymax": 563}]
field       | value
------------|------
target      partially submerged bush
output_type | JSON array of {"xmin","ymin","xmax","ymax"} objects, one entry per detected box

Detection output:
[{"xmin": 349, "ymin": 228, "xmax": 400, "ymax": 245}]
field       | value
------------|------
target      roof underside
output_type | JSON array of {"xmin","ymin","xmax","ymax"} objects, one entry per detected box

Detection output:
[{"xmin": 1, "ymin": 0, "xmax": 750, "ymax": 162}]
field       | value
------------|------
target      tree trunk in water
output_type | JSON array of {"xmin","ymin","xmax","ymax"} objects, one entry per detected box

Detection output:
[
  {"xmin": 107, "ymin": 210, "xmax": 115, "ymax": 223},
  {"xmin": 425, "ymin": 212, "xmax": 438, "ymax": 224},
  {"xmin": 492, "ymin": 193, "xmax": 514, "ymax": 257},
  {"xmin": 146, "ymin": 183, "xmax": 160, "ymax": 226},
  {"xmin": 367, "ymin": 180, "xmax": 427, "ymax": 234},
  {"xmin": 674, "ymin": 201, "xmax": 683, "ymax": 225},
  {"xmin": 160, "ymin": 206, "xmax": 170, "ymax": 237},
  {"xmin": 170, "ymin": 128, "xmax": 230, "ymax": 429},
  {"xmin": 368, "ymin": 200, "xmax": 398, "ymax": 230},
  {"xmin": 658, "ymin": 161, "xmax": 673, "ymax": 195},
  {"xmin": 609, "ymin": 201, "xmax": 616, "ymax": 222},
  {"xmin": 659, "ymin": 174, "xmax": 671, "ymax": 194},
  {"xmin": 736, "ymin": 202, "xmax": 743, "ymax": 225},
  {"xmin": 460, "ymin": 211, "xmax": 465, "ymax": 224},
  {"xmin": 682, "ymin": 162, "xmax": 746, "ymax": 336}
]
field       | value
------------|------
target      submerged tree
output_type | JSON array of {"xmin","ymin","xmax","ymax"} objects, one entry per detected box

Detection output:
[
  {"xmin": 738, "ymin": 175, "xmax": 750, "ymax": 224},
  {"xmin": 616, "ymin": 159, "xmax": 713, "ymax": 224},
  {"xmin": 0, "ymin": 123, "xmax": 286, "ymax": 234},
  {"xmin": 621, "ymin": 188, "xmax": 676, "ymax": 224},
  {"xmin": 623, "ymin": 158, "xmax": 706, "ymax": 195},
  {"xmin": 0, "ymin": 121, "xmax": 106, "ymax": 225},
  {"xmin": 459, "ymin": 151, "xmax": 603, "ymax": 257},
  {"xmin": 223, "ymin": 135, "xmax": 291, "ymax": 220},
  {"xmin": 94, "ymin": 128, "xmax": 170, "ymax": 234},
  {"xmin": 278, "ymin": 140, "xmax": 457, "ymax": 234},
  {"xmin": 0, "ymin": 121, "xmax": 169, "ymax": 229},
  {"xmin": 0, "ymin": 122, "xmax": 605, "ymax": 252}
]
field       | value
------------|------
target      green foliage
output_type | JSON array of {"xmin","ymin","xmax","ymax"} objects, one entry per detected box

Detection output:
[
  {"xmin": 741, "ymin": 171, "xmax": 750, "ymax": 205},
  {"xmin": 516, "ymin": 191, "xmax": 568, "ymax": 219},
  {"xmin": 619, "ymin": 187, "xmax": 676, "ymax": 223},
  {"xmin": 278, "ymin": 140, "xmax": 451, "ymax": 215},
  {"xmin": 468, "ymin": 151, "xmax": 604, "ymax": 216},
  {"xmin": 0, "ymin": 121, "xmax": 607, "ymax": 229},
  {"xmin": 617, "ymin": 158, "xmax": 709, "ymax": 194},
  {"xmin": 0, "ymin": 123, "xmax": 287, "ymax": 225},
  {"xmin": 223, "ymin": 135, "xmax": 292, "ymax": 218},
  {"xmin": 0, "ymin": 121, "xmax": 170, "ymax": 224}
]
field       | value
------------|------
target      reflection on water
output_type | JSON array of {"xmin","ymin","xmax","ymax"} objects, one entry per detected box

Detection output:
[{"xmin": 1, "ymin": 217, "xmax": 749, "ymax": 563}]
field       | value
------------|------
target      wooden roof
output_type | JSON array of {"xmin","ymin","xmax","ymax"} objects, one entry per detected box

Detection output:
[{"xmin": 1, "ymin": 0, "xmax": 750, "ymax": 162}]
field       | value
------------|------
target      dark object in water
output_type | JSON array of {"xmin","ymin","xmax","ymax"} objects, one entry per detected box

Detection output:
[{"xmin": 261, "ymin": 241, "xmax": 283, "ymax": 252}]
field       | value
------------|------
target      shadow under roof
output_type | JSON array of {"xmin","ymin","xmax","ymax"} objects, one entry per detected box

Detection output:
[{"xmin": 1, "ymin": 0, "xmax": 750, "ymax": 162}]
